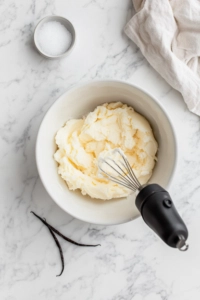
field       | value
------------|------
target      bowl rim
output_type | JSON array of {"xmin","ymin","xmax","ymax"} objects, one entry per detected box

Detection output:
[
  {"xmin": 33, "ymin": 15, "xmax": 76, "ymax": 59},
  {"xmin": 36, "ymin": 79, "xmax": 178, "ymax": 225}
]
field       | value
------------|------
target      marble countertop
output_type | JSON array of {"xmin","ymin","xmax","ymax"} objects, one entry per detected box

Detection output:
[{"xmin": 1, "ymin": 1, "xmax": 200, "ymax": 299}]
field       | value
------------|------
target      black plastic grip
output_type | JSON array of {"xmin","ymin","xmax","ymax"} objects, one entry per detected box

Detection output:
[{"xmin": 135, "ymin": 184, "xmax": 188, "ymax": 248}]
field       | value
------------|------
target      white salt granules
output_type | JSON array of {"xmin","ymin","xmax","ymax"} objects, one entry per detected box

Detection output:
[{"xmin": 38, "ymin": 21, "xmax": 72, "ymax": 56}]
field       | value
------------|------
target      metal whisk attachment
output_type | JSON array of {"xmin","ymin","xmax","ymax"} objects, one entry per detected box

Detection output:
[
  {"xmin": 98, "ymin": 148, "xmax": 142, "ymax": 192},
  {"xmin": 98, "ymin": 148, "xmax": 189, "ymax": 252}
]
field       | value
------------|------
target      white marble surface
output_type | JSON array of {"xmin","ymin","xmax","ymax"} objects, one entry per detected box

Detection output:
[{"xmin": 1, "ymin": 1, "xmax": 200, "ymax": 299}]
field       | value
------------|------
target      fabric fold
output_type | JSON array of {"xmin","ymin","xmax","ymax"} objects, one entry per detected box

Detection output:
[{"xmin": 125, "ymin": 0, "xmax": 200, "ymax": 116}]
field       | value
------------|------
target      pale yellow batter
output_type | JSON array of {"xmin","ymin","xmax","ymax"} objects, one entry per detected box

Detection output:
[{"xmin": 54, "ymin": 102, "xmax": 158, "ymax": 200}]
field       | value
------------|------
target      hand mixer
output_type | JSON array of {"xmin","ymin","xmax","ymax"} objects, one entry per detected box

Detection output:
[{"xmin": 98, "ymin": 149, "xmax": 189, "ymax": 251}]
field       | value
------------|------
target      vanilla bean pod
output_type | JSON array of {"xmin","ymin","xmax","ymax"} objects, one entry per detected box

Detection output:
[{"xmin": 31, "ymin": 211, "xmax": 100, "ymax": 276}]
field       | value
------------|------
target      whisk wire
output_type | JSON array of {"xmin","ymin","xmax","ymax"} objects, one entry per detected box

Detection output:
[
  {"xmin": 121, "ymin": 153, "xmax": 141, "ymax": 187},
  {"xmin": 98, "ymin": 149, "xmax": 141, "ymax": 192},
  {"xmin": 99, "ymin": 168, "xmax": 135, "ymax": 190},
  {"xmin": 100, "ymin": 160, "xmax": 137, "ymax": 190},
  {"xmin": 111, "ymin": 160, "xmax": 139, "ymax": 190},
  {"xmin": 118, "ymin": 161, "xmax": 139, "ymax": 190}
]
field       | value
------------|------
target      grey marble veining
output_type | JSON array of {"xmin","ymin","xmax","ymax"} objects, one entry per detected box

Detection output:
[{"xmin": 0, "ymin": 0, "xmax": 200, "ymax": 299}]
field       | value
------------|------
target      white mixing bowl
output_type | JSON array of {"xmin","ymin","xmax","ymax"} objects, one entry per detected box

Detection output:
[{"xmin": 36, "ymin": 81, "xmax": 177, "ymax": 225}]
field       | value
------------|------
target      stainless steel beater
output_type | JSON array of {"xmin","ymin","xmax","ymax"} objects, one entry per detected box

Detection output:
[{"xmin": 98, "ymin": 149, "xmax": 189, "ymax": 251}]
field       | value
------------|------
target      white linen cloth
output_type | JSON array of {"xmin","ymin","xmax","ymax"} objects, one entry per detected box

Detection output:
[{"xmin": 125, "ymin": 0, "xmax": 200, "ymax": 115}]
